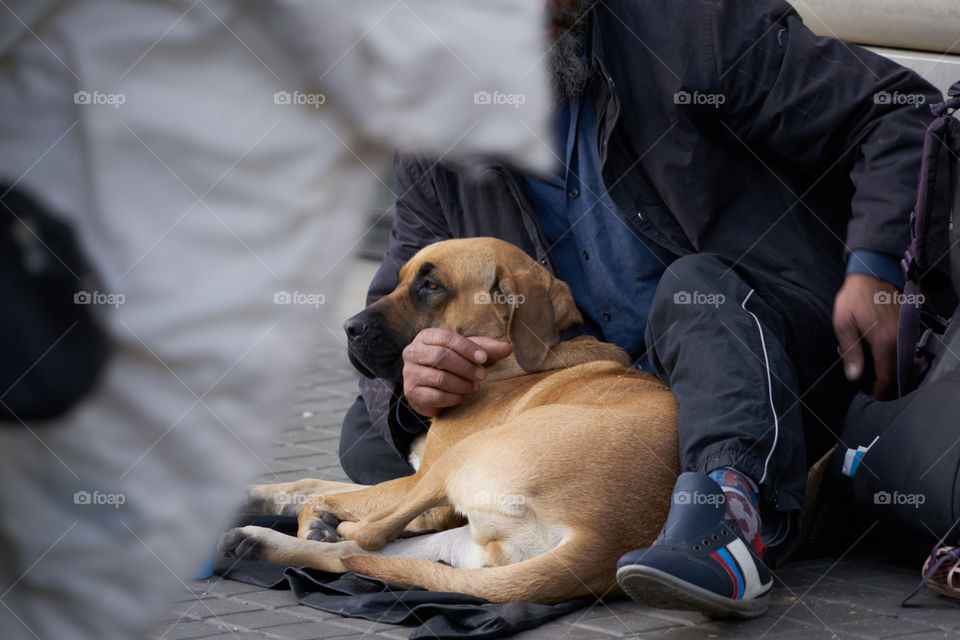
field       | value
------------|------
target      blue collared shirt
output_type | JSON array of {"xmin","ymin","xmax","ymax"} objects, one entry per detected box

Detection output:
[{"xmin": 523, "ymin": 94, "xmax": 675, "ymax": 368}]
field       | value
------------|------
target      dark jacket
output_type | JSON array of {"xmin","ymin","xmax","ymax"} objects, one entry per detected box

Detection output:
[{"xmin": 359, "ymin": 0, "xmax": 941, "ymax": 457}]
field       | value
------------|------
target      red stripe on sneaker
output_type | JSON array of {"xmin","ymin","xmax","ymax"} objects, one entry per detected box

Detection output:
[{"xmin": 711, "ymin": 550, "xmax": 741, "ymax": 598}]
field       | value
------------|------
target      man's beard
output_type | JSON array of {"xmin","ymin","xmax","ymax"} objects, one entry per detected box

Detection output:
[{"xmin": 546, "ymin": 0, "xmax": 592, "ymax": 102}]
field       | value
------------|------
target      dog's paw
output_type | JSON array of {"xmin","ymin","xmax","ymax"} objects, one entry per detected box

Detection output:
[
  {"xmin": 302, "ymin": 512, "xmax": 344, "ymax": 542},
  {"xmin": 218, "ymin": 526, "xmax": 270, "ymax": 560}
]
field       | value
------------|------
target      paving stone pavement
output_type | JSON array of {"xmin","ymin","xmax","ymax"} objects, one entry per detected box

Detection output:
[{"xmin": 153, "ymin": 340, "xmax": 960, "ymax": 640}]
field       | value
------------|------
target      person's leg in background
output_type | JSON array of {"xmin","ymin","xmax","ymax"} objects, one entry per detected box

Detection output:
[
  {"xmin": 617, "ymin": 253, "xmax": 851, "ymax": 615},
  {"xmin": 0, "ymin": 5, "xmax": 371, "ymax": 639}
]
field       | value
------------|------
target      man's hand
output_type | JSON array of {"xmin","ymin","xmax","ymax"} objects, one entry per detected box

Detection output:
[
  {"xmin": 402, "ymin": 328, "xmax": 512, "ymax": 417},
  {"xmin": 832, "ymin": 273, "xmax": 901, "ymax": 400}
]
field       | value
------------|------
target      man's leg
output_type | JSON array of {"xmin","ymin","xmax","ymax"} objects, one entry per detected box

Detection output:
[
  {"xmin": 649, "ymin": 254, "xmax": 829, "ymax": 519},
  {"xmin": 339, "ymin": 396, "xmax": 415, "ymax": 485},
  {"xmin": 618, "ymin": 253, "xmax": 848, "ymax": 617}
]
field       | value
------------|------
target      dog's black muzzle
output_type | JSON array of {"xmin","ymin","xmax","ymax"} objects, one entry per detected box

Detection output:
[{"xmin": 344, "ymin": 308, "xmax": 405, "ymax": 382}]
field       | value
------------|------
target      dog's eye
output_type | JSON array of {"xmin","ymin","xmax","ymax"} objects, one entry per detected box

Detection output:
[{"xmin": 420, "ymin": 279, "xmax": 443, "ymax": 294}]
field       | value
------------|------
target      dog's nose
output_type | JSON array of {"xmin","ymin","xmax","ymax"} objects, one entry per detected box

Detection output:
[{"xmin": 344, "ymin": 315, "xmax": 368, "ymax": 341}]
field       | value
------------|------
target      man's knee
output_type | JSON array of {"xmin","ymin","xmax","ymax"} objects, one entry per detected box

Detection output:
[
  {"xmin": 647, "ymin": 254, "xmax": 737, "ymax": 335},
  {"xmin": 655, "ymin": 254, "xmax": 731, "ymax": 302}
]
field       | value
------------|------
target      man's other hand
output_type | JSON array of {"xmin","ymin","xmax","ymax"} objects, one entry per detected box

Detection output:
[
  {"xmin": 833, "ymin": 273, "xmax": 901, "ymax": 400},
  {"xmin": 402, "ymin": 328, "xmax": 512, "ymax": 417}
]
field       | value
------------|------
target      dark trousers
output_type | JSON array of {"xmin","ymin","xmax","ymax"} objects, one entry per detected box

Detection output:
[
  {"xmin": 645, "ymin": 255, "xmax": 852, "ymax": 547},
  {"xmin": 339, "ymin": 254, "xmax": 853, "ymax": 540},
  {"xmin": 339, "ymin": 395, "xmax": 415, "ymax": 485}
]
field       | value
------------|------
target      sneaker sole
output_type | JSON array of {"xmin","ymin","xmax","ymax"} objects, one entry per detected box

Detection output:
[{"xmin": 616, "ymin": 564, "xmax": 770, "ymax": 619}]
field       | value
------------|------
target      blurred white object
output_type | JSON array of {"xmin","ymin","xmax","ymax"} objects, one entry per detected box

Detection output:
[{"xmin": 0, "ymin": 1, "xmax": 550, "ymax": 638}]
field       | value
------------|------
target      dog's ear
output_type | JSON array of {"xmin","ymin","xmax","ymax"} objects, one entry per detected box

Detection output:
[
  {"xmin": 499, "ymin": 271, "xmax": 559, "ymax": 371},
  {"xmin": 548, "ymin": 277, "xmax": 582, "ymax": 332}
]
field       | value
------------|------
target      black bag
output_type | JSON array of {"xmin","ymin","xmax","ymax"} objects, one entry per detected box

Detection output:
[
  {"xmin": 0, "ymin": 184, "xmax": 112, "ymax": 422},
  {"xmin": 831, "ymin": 82, "xmax": 960, "ymax": 545}
]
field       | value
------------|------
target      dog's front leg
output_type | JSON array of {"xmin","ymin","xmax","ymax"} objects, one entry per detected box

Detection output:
[
  {"xmin": 219, "ymin": 525, "xmax": 364, "ymax": 572},
  {"xmin": 244, "ymin": 479, "xmax": 365, "ymax": 516},
  {"xmin": 297, "ymin": 474, "xmax": 421, "ymax": 541},
  {"xmin": 340, "ymin": 470, "xmax": 450, "ymax": 551}
]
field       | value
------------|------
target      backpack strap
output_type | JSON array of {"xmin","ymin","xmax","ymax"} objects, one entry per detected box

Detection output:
[{"xmin": 897, "ymin": 85, "xmax": 960, "ymax": 396}]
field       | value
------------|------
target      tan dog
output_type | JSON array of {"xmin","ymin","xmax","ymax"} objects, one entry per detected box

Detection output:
[{"xmin": 220, "ymin": 237, "xmax": 679, "ymax": 603}]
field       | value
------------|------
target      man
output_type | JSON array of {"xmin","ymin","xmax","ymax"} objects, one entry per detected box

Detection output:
[
  {"xmin": 340, "ymin": 0, "xmax": 941, "ymax": 618},
  {"xmin": 0, "ymin": 1, "xmax": 552, "ymax": 639}
]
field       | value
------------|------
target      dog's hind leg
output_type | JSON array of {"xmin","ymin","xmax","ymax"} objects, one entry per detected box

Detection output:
[
  {"xmin": 342, "ymin": 533, "xmax": 613, "ymax": 603},
  {"xmin": 219, "ymin": 524, "xmax": 489, "ymax": 573}
]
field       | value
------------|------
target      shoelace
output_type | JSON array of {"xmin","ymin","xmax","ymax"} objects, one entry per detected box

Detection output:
[{"xmin": 902, "ymin": 516, "xmax": 960, "ymax": 606}]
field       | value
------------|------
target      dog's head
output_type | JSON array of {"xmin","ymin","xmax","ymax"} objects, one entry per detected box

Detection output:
[{"xmin": 345, "ymin": 237, "xmax": 582, "ymax": 381}]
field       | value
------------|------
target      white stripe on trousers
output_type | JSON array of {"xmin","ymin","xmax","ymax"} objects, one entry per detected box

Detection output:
[{"xmin": 740, "ymin": 289, "xmax": 780, "ymax": 486}]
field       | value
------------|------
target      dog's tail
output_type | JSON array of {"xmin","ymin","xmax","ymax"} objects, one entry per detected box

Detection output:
[{"xmin": 341, "ymin": 538, "xmax": 608, "ymax": 603}]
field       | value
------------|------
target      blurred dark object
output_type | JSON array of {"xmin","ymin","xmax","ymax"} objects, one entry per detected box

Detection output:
[{"xmin": 0, "ymin": 184, "xmax": 111, "ymax": 422}]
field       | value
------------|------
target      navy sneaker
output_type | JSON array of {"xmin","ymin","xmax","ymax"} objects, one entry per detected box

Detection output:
[{"xmin": 616, "ymin": 472, "xmax": 773, "ymax": 618}]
